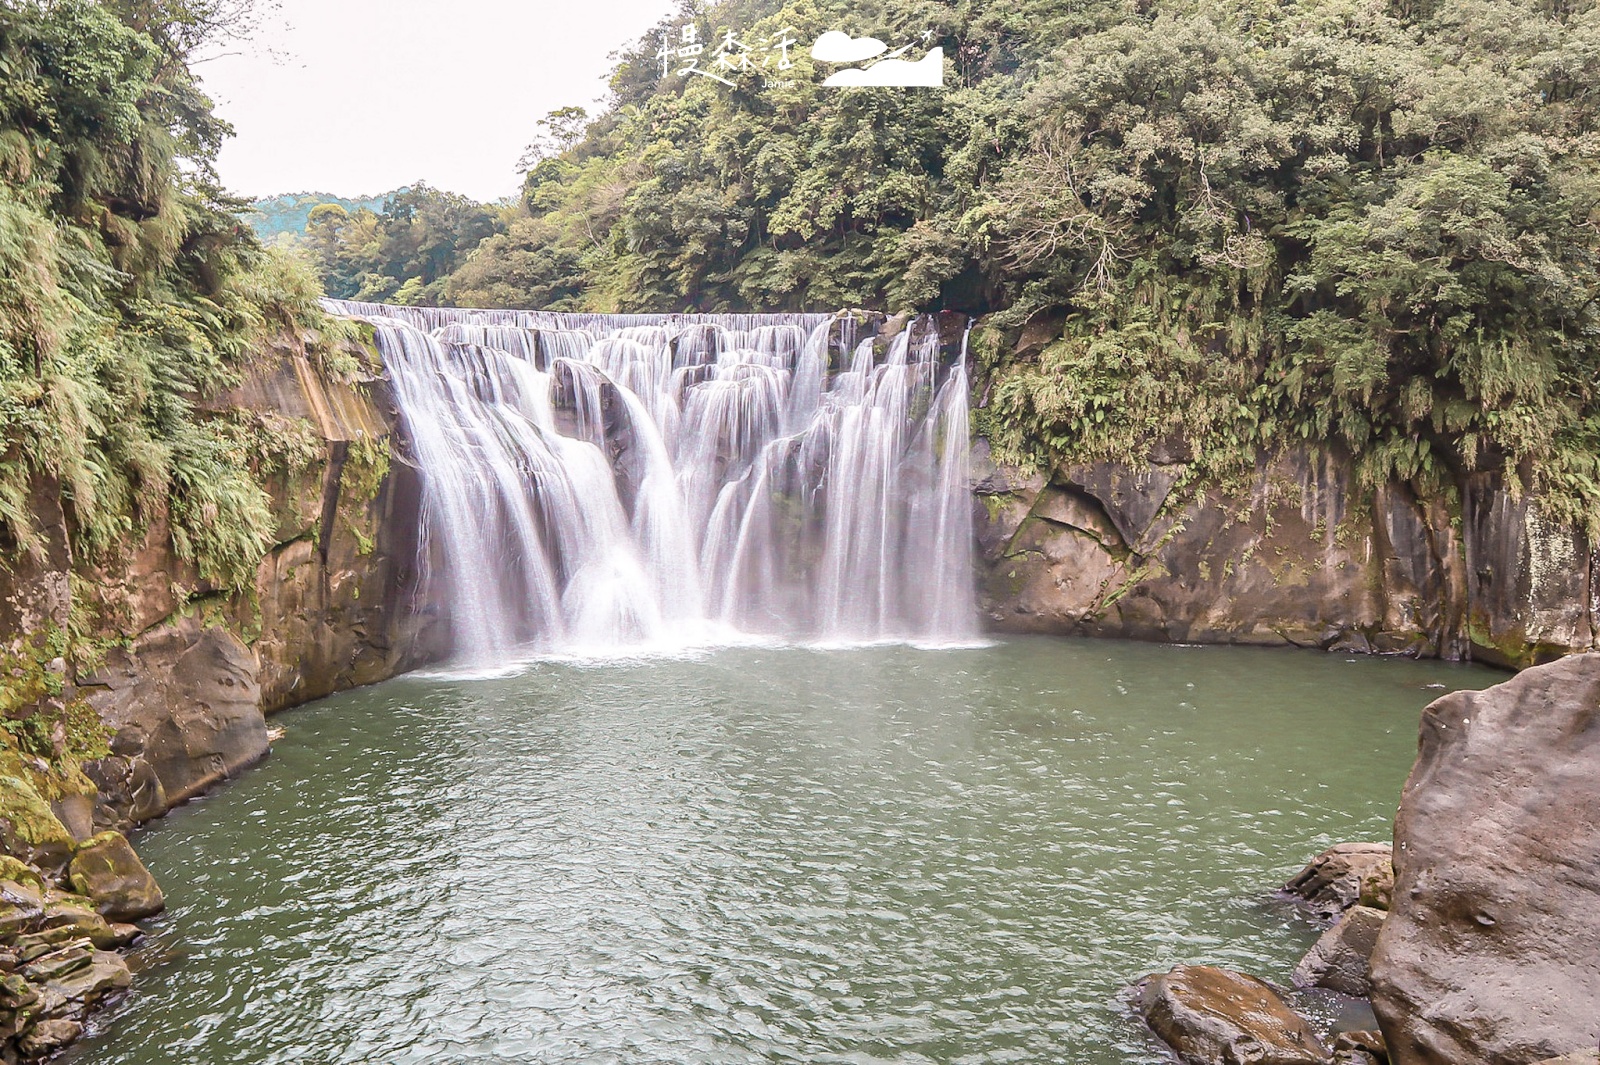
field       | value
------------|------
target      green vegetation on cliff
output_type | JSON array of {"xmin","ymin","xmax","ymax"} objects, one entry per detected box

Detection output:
[
  {"xmin": 12, "ymin": 0, "xmax": 1600, "ymax": 533},
  {"xmin": 0, "ymin": 0, "xmax": 347, "ymax": 588},
  {"xmin": 968, "ymin": 0, "xmax": 1600, "ymax": 521}
]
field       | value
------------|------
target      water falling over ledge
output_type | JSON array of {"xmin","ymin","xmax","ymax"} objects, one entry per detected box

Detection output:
[{"xmin": 326, "ymin": 300, "xmax": 979, "ymax": 660}]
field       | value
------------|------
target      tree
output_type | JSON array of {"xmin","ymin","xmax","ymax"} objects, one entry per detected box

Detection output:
[{"xmin": 518, "ymin": 106, "xmax": 591, "ymax": 172}]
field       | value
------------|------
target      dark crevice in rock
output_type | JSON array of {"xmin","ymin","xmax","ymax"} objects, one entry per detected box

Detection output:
[{"xmin": 316, "ymin": 439, "xmax": 350, "ymax": 567}]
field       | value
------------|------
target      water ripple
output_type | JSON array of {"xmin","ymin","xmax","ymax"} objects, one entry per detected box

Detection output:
[{"xmin": 67, "ymin": 639, "xmax": 1498, "ymax": 1065}]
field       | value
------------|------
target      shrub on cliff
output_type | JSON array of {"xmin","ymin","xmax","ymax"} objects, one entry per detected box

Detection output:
[
  {"xmin": 974, "ymin": 0, "xmax": 1600, "ymax": 519},
  {"xmin": 0, "ymin": 0, "xmax": 336, "ymax": 588}
]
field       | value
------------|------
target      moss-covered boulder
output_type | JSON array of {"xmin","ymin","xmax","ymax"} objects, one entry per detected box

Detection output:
[
  {"xmin": 39, "ymin": 895, "xmax": 136, "ymax": 949},
  {"xmin": 0, "ymin": 856, "xmax": 42, "ymax": 893},
  {"xmin": 0, "ymin": 774, "xmax": 75, "ymax": 874},
  {"xmin": 66, "ymin": 832, "xmax": 163, "ymax": 921}
]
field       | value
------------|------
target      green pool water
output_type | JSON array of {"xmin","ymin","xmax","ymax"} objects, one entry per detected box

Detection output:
[{"xmin": 64, "ymin": 638, "xmax": 1501, "ymax": 1065}]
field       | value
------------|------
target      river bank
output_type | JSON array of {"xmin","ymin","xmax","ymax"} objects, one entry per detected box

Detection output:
[
  {"xmin": 1133, "ymin": 654, "xmax": 1600, "ymax": 1065},
  {"xmin": 0, "ymin": 326, "xmax": 439, "ymax": 1060}
]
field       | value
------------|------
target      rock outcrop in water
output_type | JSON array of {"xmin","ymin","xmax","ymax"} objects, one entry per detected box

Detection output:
[
  {"xmin": 0, "ymin": 856, "xmax": 139, "ymax": 1061},
  {"xmin": 1283, "ymin": 843, "xmax": 1395, "ymax": 920},
  {"xmin": 66, "ymin": 831, "xmax": 163, "ymax": 922},
  {"xmin": 1135, "ymin": 964, "xmax": 1331, "ymax": 1064},
  {"xmin": 1291, "ymin": 905, "xmax": 1385, "ymax": 998},
  {"xmin": 1370, "ymin": 653, "xmax": 1600, "ymax": 1064},
  {"xmin": 973, "ymin": 441, "xmax": 1600, "ymax": 666}
]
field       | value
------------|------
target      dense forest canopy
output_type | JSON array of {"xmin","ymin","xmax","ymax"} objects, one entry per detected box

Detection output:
[
  {"xmin": 251, "ymin": 186, "xmax": 506, "ymax": 306},
  {"xmin": 0, "ymin": 0, "xmax": 344, "ymax": 587},
  {"xmin": 284, "ymin": 0, "xmax": 1600, "ymax": 518},
  {"xmin": 296, "ymin": 185, "xmax": 504, "ymax": 306}
]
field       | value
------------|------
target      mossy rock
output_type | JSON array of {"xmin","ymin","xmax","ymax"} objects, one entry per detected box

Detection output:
[
  {"xmin": 0, "ymin": 774, "xmax": 75, "ymax": 873},
  {"xmin": 67, "ymin": 831, "xmax": 164, "ymax": 922},
  {"xmin": 0, "ymin": 855, "xmax": 42, "ymax": 892},
  {"xmin": 40, "ymin": 896, "xmax": 130, "ymax": 949},
  {"xmin": 1357, "ymin": 863, "xmax": 1394, "ymax": 910}
]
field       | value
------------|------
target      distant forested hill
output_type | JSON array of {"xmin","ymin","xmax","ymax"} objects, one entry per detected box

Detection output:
[
  {"xmin": 249, "ymin": 192, "xmax": 393, "ymax": 241},
  {"xmin": 279, "ymin": 186, "xmax": 506, "ymax": 305}
]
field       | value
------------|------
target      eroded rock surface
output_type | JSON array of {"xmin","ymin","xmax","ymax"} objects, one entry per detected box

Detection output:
[
  {"xmin": 1284, "ymin": 843, "xmax": 1393, "ymax": 920},
  {"xmin": 1370, "ymin": 654, "xmax": 1600, "ymax": 1064},
  {"xmin": 1292, "ymin": 905, "xmax": 1385, "ymax": 998},
  {"xmin": 1136, "ymin": 964, "xmax": 1330, "ymax": 1065},
  {"xmin": 67, "ymin": 832, "xmax": 163, "ymax": 922},
  {"xmin": 82, "ymin": 621, "xmax": 267, "ymax": 810},
  {"xmin": 973, "ymin": 441, "xmax": 1600, "ymax": 664},
  {"xmin": 0, "ymin": 847, "xmax": 142, "ymax": 1060},
  {"xmin": 2, "ymin": 333, "xmax": 442, "ymax": 835}
]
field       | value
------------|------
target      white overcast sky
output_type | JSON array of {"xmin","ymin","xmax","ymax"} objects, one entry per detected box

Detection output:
[{"xmin": 197, "ymin": 0, "xmax": 676, "ymax": 203}]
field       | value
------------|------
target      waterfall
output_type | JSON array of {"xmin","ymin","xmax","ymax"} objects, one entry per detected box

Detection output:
[{"xmin": 326, "ymin": 300, "xmax": 978, "ymax": 659}]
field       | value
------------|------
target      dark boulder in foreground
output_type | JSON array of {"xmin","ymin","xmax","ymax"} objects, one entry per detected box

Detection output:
[
  {"xmin": 1371, "ymin": 653, "xmax": 1600, "ymax": 1064},
  {"xmin": 1136, "ymin": 964, "xmax": 1330, "ymax": 1064},
  {"xmin": 1283, "ymin": 843, "xmax": 1392, "ymax": 918}
]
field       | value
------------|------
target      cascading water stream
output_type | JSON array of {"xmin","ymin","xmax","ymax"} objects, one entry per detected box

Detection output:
[{"xmin": 326, "ymin": 299, "xmax": 979, "ymax": 659}]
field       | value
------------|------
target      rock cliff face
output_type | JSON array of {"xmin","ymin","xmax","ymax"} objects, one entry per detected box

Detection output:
[
  {"xmin": 973, "ymin": 442, "xmax": 1598, "ymax": 666},
  {"xmin": 0, "ymin": 330, "xmax": 443, "ymax": 836},
  {"xmin": 1370, "ymin": 654, "xmax": 1600, "ymax": 1065}
]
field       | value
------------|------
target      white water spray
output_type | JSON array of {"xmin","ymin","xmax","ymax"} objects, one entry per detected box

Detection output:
[{"xmin": 327, "ymin": 300, "xmax": 978, "ymax": 659}]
